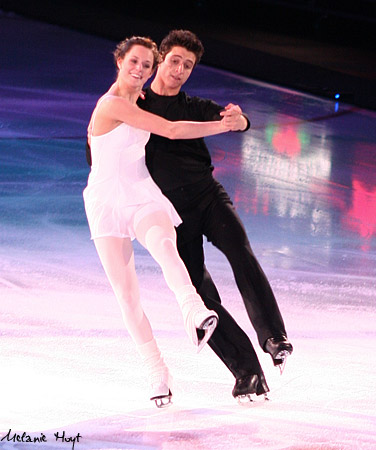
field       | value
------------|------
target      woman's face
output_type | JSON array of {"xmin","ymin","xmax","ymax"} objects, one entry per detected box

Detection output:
[{"xmin": 117, "ymin": 45, "xmax": 154, "ymax": 89}]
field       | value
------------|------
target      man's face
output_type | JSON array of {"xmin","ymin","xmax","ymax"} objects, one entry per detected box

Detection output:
[{"xmin": 157, "ymin": 46, "xmax": 196, "ymax": 92}]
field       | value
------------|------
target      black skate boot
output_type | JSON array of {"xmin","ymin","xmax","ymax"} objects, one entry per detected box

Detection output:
[
  {"xmin": 232, "ymin": 373, "xmax": 269, "ymax": 404},
  {"xmin": 264, "ymin": 336, "xmax": 293, "ymax": 374}
]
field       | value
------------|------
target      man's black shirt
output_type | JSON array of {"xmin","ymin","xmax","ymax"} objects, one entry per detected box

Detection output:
[{"xmin": 138, "ymin": 87, "xmax": 224, "ymax": 193}]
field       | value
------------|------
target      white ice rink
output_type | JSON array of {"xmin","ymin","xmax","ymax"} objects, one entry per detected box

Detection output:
[{"xmin": 1, "ymin": 11, "xmax": 376, "ymax": 450}]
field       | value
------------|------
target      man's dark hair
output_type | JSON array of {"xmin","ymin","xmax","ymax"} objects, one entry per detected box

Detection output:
[{"xmin": 159, "ymin": 30, "xmax": 204, "ymax": 66}]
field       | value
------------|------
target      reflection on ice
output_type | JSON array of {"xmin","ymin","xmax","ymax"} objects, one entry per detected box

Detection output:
[{"xmin": 240, "ymin": 131, "xmax": 332, "ymax": 222}]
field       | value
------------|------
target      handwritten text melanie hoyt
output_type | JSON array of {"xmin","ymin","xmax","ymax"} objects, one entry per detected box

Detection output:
[{"xmin": 1, "ymin": 429, "xmax": 81, "ymax": 449}]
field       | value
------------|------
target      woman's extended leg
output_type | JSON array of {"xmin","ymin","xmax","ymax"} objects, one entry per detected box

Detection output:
[
  {"xmin": 134, "ymin": 210, "xmax": 218, "ymax": 351},
  {"xmin": 93, "ymin": 236, "xmax": 172, "ymax": 407}
]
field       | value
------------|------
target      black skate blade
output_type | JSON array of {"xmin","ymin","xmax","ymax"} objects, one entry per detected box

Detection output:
[{"xmin": 196, "ymin": 315, "xmax": 218, "ymax": 353}]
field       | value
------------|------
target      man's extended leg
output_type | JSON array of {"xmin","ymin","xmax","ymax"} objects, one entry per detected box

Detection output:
[{"xmin": 202, "ymin": 182, "xmax": 293, "ymax": 368}]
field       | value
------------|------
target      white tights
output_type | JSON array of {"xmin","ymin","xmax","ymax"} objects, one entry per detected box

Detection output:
[{"xmin": 93, "ymin": 210, "xmax": 193, "ymax": 346}]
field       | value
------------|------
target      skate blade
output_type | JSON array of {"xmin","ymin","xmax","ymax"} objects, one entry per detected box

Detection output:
[
  {"xmin": 196, "ymin": 316, "xmax": 218, "ymax": 353},
  {"xmin": 275, "ymin": 350, "xmax": 289, "ymax": 374},
  {"xmin": 154, "ymin": 397, "xmax": 172, "ymax": 408},
  {"xmin": 151, "ymin": 391, "xmax": 173, "ymax": 409},
  {"xmin": 236, "ymin": 394, "xmax": 254, "ymax": 405},
  {"xmin": 236, "ymin": 392, "xmax": 269, "ymax": 405}
]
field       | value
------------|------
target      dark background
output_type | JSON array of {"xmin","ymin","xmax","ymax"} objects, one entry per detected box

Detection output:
[{"xmin": 1, "ymin": 0, "xmax": 375, "ymax": 110}]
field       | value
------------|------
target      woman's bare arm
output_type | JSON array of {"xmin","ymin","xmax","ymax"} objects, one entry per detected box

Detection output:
[{"xmin": 93, "ymin": 95, "xmax": 230, "ymax": 139}]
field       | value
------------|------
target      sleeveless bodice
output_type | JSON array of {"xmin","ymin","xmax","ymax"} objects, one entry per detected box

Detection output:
[
  {"xmin": 86, "ymin": 122, "xmax": 152, "ymax": 203},
  {"xmin": 83, "ymin": 111, "xmax": 181, "ymax": 240}
]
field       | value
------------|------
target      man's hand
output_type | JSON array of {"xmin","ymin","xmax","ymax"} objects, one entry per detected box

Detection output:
[{"xmin": 220, "ymin": 103, "xmax": 248, "ymax": 131}]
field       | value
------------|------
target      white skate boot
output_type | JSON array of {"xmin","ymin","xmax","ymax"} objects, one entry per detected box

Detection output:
[
  {"xmin": 138, "ymin": 338, "xmax": 173, "ymax": 408},
  {"xmin": 176, "ymin": 285, "xmax": 218, "ymax": 353}
]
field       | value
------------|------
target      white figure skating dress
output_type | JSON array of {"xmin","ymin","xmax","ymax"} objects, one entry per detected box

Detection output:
[{"xmin": 83, "ymin": 104, "xmax": 182, "ymax": 240}]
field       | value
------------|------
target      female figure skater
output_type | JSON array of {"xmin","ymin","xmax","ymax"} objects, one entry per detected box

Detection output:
[{"xmin": 83, "ymin": 36, "xmax": 231, "ymax": 407}]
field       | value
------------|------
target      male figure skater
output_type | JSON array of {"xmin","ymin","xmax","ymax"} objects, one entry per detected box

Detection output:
[{"xmin": 139, "ymin": 30, "xmax": 293, "ymax": 400}]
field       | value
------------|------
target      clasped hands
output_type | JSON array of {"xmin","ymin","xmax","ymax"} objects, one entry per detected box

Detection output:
[{"xmin": 220, "ymin": 103, "xmax": 248, "ymax": 131}]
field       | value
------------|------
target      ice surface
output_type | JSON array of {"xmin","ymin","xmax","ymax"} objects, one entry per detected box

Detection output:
[{"xmin": 1, "ymin": 11, "xmax": 375, "ymax": 450}]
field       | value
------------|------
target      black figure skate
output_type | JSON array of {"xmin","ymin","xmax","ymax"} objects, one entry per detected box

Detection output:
[
  {"xmin": 265, "ymin": 336, "xmax": 293, "ymax": 374},
  {"xmin": 232, "ymin": 373, "xmax": 269, "ymax": 404}
]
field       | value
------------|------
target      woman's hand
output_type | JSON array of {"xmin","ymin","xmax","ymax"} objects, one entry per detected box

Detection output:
[{"xmin": 220, "ymin": 116, "xmax": 232, "ymax": 132}]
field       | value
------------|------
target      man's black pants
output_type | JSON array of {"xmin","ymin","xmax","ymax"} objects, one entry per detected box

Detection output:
[{"xmin": 167, "ymin": 179, "xmax": 287, "ymax": 379}]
